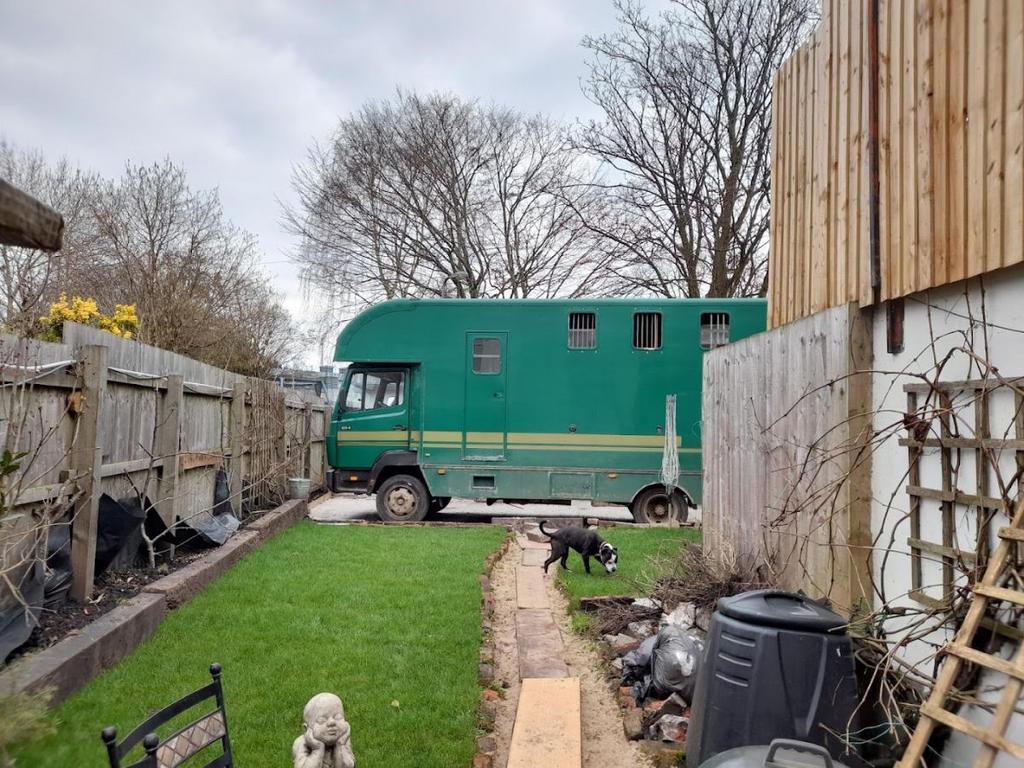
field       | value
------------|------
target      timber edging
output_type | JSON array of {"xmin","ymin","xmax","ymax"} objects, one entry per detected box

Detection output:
[{"xmin": 0, "ymin": 499, "xmax": 309, "ymax": 704}]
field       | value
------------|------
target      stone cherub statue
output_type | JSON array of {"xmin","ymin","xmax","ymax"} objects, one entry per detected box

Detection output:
[{"xmin": 292, "ymin": 693, "xmax": 356, "ymax": 768}]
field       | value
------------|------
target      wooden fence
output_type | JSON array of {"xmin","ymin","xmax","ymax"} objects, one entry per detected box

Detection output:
[
  {"xmin": 0, "ymin": 323, "xmax": 328, "ymax": 601},
  {"xmin": 769, "ymin": 0, "xmax": 1024, "ymax": 328},
  {"xmin": 702, "ymin": 303, "xmax": 873, "ymax": 615}
]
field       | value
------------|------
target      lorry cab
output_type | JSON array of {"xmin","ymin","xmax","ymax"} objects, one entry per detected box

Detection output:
[{"xmin": 326, "ymin": 298, "xmax": 768, "ymax": 524}]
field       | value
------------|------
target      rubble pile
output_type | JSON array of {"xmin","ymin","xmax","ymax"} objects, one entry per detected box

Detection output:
[{"xmin": 585, "ymin": 595, "xmax": 711, "ymax": 765}]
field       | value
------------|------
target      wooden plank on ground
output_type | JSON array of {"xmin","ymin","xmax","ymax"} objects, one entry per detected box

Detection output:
[
  {"xmin": 507, "ymin": 677, "xmax": 581, "ymax": 768},
  {"xmin": 516, "ymin": 609, "xmax": 569, "ymax": 680}
]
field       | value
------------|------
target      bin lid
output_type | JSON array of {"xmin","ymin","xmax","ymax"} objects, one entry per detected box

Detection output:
[
  {"xmin": 699, "ymin": 740, "xmax": 853, "ymax": 768},
  {"xmin": 717, "ymin": 590, "xmax": 846, "ymax": 633}
]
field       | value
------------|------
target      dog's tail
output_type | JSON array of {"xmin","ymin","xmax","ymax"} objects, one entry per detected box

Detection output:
[{"xmin": 538, "ymin": 520, "xmax": 553, "ymax": 538}]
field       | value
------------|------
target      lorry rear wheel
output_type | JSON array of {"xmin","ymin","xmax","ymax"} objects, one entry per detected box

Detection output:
[
  {"xmin": 376, "ymin": 475, "xmax": 430, "ymax": 523},
  {"xmin": 631, "ymin": 486, "xmax": 688, "ymax": 526}
]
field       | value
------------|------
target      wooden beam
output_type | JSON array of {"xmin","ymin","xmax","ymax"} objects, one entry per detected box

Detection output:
[
  {"xmin": 228, "ymin": 381, "xmax": 246, "ymax": 513},
  {"xmin": 154, "ymin": 374, "xmax": 183, "ymax": 527},
  {"xmin": 69, "ymin": 344, "xmax": 107, "ymax": 602},
  {"xmin": 0, "ymin": 179, "xmax": 64, "ymax": 250}
]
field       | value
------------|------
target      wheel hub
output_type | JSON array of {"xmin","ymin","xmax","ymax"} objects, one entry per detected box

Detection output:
[
  {"xmin": 645, "ymin": 495, "xmax": 671, "ymax": 523},
  {"xmin": 387, "ymin": 486, "xmax": 417, "ymax": 517}
]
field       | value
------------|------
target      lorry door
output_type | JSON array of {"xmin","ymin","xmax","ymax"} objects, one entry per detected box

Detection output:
[
  {"xmin": 464, "ymin": 333, "xmax": 507, "ymax": 460},
  {"xmin": 334, "ymin": 368, "xmax": 411, "ymax": 469}
]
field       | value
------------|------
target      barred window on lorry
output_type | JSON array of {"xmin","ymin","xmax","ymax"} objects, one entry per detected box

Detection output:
[
  {"xmin": 472, "ymin": 338, "xmax": 502, "ymax": 374},
  {"xmin": 632, "ymin": 312, "xmax": 662, "ymax": 350},
  {"xmin": 344, "ymin": 371, "xmax": 405, "ymax": 411},
  {"xmin": 700, "ymin": 312, "xmax": 730, "ymax": 350},
  {"xmin": 568, "ymin": 312, "xmax": 597, "ymax": 349}
]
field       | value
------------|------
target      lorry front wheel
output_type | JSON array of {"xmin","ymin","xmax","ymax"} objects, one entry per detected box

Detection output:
[
  {"xmin": 376, "ymin": 475, "xmax": 430, "ymax": 523},
  {"xmin": 631, "ymin": 486, "xmax": 689, "ymax": 526}
]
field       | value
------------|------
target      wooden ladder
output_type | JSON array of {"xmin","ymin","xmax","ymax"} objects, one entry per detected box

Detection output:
[{"xmin": 897, "ymin": 497, "xmax": 1024, "ymax": 767}]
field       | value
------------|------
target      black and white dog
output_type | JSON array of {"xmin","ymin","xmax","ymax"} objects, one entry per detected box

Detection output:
[{"xmin": 539, "ymin": 520, "xmax": 618, "ymax": 575}]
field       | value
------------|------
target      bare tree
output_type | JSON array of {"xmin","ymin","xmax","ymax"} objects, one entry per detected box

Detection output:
[
  {"xmin": 577, "ymin": 0, "xmax": 814, "ymax": 298},
  {"xmin": 286, "ymin": 92, "xmax": 619, "ymax": 304},
  {"xmin": 0, "ymin": 142, "xmax": 99, "ymax": 331}
]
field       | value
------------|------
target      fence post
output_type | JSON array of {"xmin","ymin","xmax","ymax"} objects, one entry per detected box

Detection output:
[
  {"xmin": 155, "ymin": 374, "xmax": 183, "ymax": 527},
  {"xmin": 303, "ymin": 403, "xmax": 312, "ymax": 478},
  {"xmin": 70, "ymin": 344, "xmax": 107, "ymax": 603},
  {"xmin": 278, "ymin": 399, "xmax": 289, "ymax": 480},
  {"xmin": 228, "ymin": 381, "xmax": 247, "ymax": 513}
]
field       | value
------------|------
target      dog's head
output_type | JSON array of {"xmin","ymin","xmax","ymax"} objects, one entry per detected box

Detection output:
[{"xmin": 598, "ymin": 541, "xmax": 618, "ymax": 573}]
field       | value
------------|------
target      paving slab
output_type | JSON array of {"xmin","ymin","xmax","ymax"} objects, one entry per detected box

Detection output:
[
  {"xmin": 507, "ymin": 677, "xmax": 581, "ymax": 768},
  {"xmin": 516, "ymin": 609, "xmax": 569, "ymax": 679},
  {"xmin": 521, "ymin": 548, "xmax": 548, "ymax": 567},
  {"xmin": 516, "ymin": 565, "xmax": 549, "ymax": 609}
]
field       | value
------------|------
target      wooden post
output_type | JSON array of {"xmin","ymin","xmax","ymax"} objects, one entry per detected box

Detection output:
[
  {"xmin": 70, "ymin": 344, "xmax": 107, "ymax": 603},
  {"xmin": 154, "ymin": 375, "xmax": 183, "ymax": 528},
  {"xmin": 278, "ymin": 399, "xmax": 289, "ymax": 480},
  {"xmin": 302, "ymin": 403, "xmax": 312, "ymax": 478},
  {"xmin": 228, "ymin": 381, "xmax": 246, "ymax": 514},
  {"xmin": 846, "ymin": 304, "xmax": 875, "ymax": 617}
]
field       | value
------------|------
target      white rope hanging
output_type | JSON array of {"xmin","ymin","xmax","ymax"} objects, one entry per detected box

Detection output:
[{"xmin": 660, "ymin": 394, "xmax": 679, "ymax": 496}]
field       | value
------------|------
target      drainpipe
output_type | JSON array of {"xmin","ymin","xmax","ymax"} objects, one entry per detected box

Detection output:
[{"xmin": 867, "ymin": 0, "xmax": 882, "ymax": 306}]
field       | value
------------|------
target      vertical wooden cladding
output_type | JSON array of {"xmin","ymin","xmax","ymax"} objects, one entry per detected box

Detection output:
[
  {"xmin": 878, "ymin": 0, "xmax": 1024, "ymax": 298},
  {"xmin": 770, "ymin": 1, "xmax": 1024, "ymax": 328},
  {"xmin": 769, "ymin": 0, "xmax": 871, "ymax": 328}
]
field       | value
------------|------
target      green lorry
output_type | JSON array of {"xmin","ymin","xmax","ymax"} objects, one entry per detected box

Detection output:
[{"xmin": 325, "ymin": 298, "xmax": 766, "ymax": 523}]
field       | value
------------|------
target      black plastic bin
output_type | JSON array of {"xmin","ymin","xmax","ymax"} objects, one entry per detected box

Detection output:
[{"xmin": 687, "ymin": 590, "xmax": 860, "ymax": 766}]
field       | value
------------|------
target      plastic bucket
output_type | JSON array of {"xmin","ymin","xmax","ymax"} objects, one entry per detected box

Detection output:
[{"xmin": 287, "ymin": 477, "xmax": 311, "ymax": 500}]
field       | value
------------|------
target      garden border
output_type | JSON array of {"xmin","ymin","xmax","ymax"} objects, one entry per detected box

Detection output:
[
  {"xmin": 0, "ymin": 499, "xmax": 308, "ymax": 704},
  {"xmin": 473, "ymin": 532, "xmax": 511, "ymax": 768}
]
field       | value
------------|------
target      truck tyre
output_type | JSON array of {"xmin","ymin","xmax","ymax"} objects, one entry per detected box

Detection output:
[
  {"xmin": 631, "ymin": 486, "xmax": 689, "ymax": 526},
  {"xmin": 376, "ymin": 474, "xmax": 430, "ymax": 523}
]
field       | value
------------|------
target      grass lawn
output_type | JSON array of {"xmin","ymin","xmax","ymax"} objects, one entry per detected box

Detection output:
[
  {"xmin": 555, "ymin": 527, "xmax": 700, "ymax": 628},
  {"xmin": 13, "ymin": 522, "xmax": 506, "ymax": 768}
]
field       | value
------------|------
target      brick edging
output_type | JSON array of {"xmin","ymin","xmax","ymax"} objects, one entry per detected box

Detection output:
[
  {"xmin": 0, "ymin": 499, "xmax": 308, "ymax": 704},
  {"xmin": 473, "ymin": 532, "xmax": 512, "ymax": 768}
]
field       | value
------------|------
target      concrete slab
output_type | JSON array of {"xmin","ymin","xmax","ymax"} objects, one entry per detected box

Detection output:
[
  {"xmin": 516, "ymin": 565, "xmax": 549, "ymax": 609},
  {"xmin": 516, "ymin": 609, "xmax": 569, "ymax": 679},
  {"xmin": 507, "ymin": 677, "xmax": 581, "ymax": 768},
  {"xmin": 522, "ymin": 548, "xmax": 548, "ymax": 567},
  {"xmin": 311, "ymin": 495, "xmax": 634, "ymax": 524}
]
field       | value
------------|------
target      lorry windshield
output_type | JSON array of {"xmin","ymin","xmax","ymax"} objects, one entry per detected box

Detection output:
[{"xmin": 344, "ymin": 371, "xmax": 405, "ymax": 412}]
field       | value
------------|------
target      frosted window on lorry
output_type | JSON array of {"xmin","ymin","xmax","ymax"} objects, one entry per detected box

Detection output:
[
  {"xmin": 344, "ymin": 371, "xmax": 405, "ymax": 411},
  {"xmin": 568, "ymin": 312, "xmax": 596, "ymax": 349},
  {"xmin": 633, "ymin": 312, "xmax": 662, "ymax": 350},
  {"xmin": 700, "ymin": 312, "xmax": 730, "ymax": 350},
  {"xmin": 472, "ymin": 338, "xmax": 502, "ymax": 374}
]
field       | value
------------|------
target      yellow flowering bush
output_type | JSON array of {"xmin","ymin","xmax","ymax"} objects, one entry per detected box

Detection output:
[{"xmin": 38, "ymin": 295, "xmax": 139, "ymax": 341}]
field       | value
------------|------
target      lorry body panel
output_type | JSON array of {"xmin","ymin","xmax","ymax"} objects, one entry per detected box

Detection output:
[{"xmin": 328, "ymin": 298, "xmax": 767, "ymax": 507}]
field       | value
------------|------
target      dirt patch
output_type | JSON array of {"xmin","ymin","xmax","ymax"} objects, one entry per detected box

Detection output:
[
  {"xmin": 7, "ymin": 550, "xmax": 209, "ymax": 663},
  {"xmin": 547, "ymin": 572, "xmax": 653, "ymax": 768},
  {"xmin": 489, "ymin": 538, "xmax": 522, "ymax": 768}
]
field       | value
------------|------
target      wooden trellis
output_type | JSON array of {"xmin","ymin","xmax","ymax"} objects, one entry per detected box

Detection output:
[
  {"xmin": 900, "ymin": 378, "xmax": 1024, "ymax": 609},
  {"xmin": 896, "ymin": 497, "xmax": 1024, "ymax": 767}
]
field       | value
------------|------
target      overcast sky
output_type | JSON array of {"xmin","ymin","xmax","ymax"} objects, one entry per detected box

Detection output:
[{"xmin": 1, "ymin": 0, "xmax": 648, "ymax": 345}]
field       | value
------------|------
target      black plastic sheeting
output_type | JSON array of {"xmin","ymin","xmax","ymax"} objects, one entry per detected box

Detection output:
[
  {"xmin": 622, "ymin": 625, "xmax": 705, "ymax": 703},
  {"xmin": 1, "ymin": 475, "xmax": 240, "ymax": 664},
  {"xmin": 181, "ymin": 468, "xmax": 239, "ymax": 546}
]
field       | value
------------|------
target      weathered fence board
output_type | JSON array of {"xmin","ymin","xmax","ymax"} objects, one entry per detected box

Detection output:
[
  {"xmin": 0, "ymin": 324, "xmax": 329, "ymax": 601},
  {"xmin": 703, "ymin": 303, "xmax": 873, "ymax": 614}
]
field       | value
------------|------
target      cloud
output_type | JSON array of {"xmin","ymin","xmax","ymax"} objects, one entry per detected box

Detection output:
[{"xmin": 0, "ymin": 0, "xmax": 628, "ymax": 360}]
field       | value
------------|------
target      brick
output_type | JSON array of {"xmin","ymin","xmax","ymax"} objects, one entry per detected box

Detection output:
[
  {"xmin": 479, "ymin": 663, "xmax": 495, "ymax": 684},
  {"xmin": 618, "ymin": 686, "xmax": 637, "ymax": 709},
  {"xmin": 473, "ymin": 754, "xmax": 493, "ymax": 768},
  {"xmin": 623, "ymin": 709, "xmax": 644, "ymax": 741},
  {"xmin": 481, "ymin": 688, "xmax": 500, "ymax": 702},
  {"xmin": 477, "ymin": 735, "xmax": 498, "ymax": 755}
]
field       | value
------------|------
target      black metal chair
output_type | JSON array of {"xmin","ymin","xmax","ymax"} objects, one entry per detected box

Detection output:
[{"xmin": 101, "ymin": 663, "xmax": 234, "ymax": 768}]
